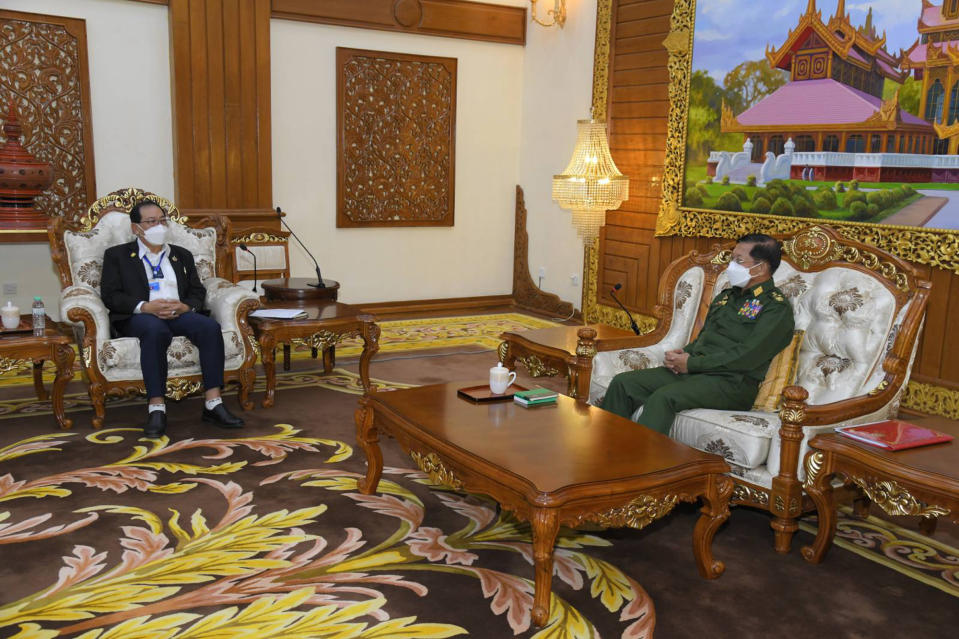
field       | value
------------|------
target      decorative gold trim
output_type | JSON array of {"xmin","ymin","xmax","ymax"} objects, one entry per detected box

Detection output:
[
  {"xmin": 782, "ymin": 226, "xmax": 911, "ymax": 291},
  {"xmin": 804, "ymin": 451, "xmax": 825, "ymax": 488},
  {"xmin": 0, "ymin": 356, "xmax": 32, "ymax": 375},
  {"xmin": 732, "ymin": 483, "xmax": 770, "ymax": 507},
  {"xmin": 410, "ymin": 451, "xmax": 463, "ymax": 490},
  {"xmin": 516, "ymin": 355, "xmax": 560, "ymax": 378},
  {"xmin": 497, "ymin": 341, "xmax": 510, "ymax": 363},
  {"xmin": 589, "ymin": 494, "xmax": 679, "ymax": 529},
  {"xmin": 165, "ymin": 378, "xmax": 201, "ymax": 401},
  {"xmin": 651, "ymin": 0, "xmax": 959, "ymax": 274},
  {"xmin": 292, "ymin": 331, "xmax": 346, "ymax": 351},
  {"xmin": 902, "ymin": 380, "xmax": 959, "ymax": 420},
  {"xmin": 590, "ymin": 0, "xmax": 612, "ymax": 121},
  {"xmin": 850, "ymin": 476, "xmax": 951, "ymax": 518},
  {"xmin": 247, "ymin": 334, "xmax": 261, "ymax": 362},
  {"xmin": 232, "ymin": 232, "xmax": 287, "ymax": 244},
  {"xmin": 82, "ymin": 188, "xmax": 185, "ymax": 232}
]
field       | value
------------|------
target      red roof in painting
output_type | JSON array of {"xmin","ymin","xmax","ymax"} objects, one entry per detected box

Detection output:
[{"xmin": 735, "ymin": 79, "xmax": 932, "ymax": 129}]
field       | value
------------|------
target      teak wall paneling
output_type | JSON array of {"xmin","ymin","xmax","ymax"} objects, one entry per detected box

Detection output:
[
  {"xmin": 169, "ymin": 0, "xmax": 272, "ymax": 211},
  {"xmin": 601, "ymin": 0, "xmax": 959, "ymax": 401},
  {"xmin": 272, "ymin": 0, "xmax": 526, "ymax": 45}
]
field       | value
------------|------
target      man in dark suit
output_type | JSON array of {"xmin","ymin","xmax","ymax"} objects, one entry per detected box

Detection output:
[{"xmin": 100, "ymin": 199, "xmax": 244, "ymax": 438}]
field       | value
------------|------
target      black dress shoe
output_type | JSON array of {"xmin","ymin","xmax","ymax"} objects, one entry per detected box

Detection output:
[
  {"xmin": 202, "ymin": 403, "xmax": 245, "ymax": 428},
  {"xmin": 144, "ymin": 410, "xmax": 167, "ymax": 438}
]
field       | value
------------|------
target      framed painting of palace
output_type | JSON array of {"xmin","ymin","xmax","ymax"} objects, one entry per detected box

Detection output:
[{"xmin": 655, "ymin": 0, "xmax": 959, "ymax": 274}]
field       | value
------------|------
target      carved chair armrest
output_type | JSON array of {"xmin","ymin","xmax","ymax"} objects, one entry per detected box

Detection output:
[
  {"xmin": 60, "ymin": 285, "xmax": 111, "ymax": 344},
  {"xmin": 595, "ymin": 333, "xmax": 665, "ymax": 352},
  {"xmin": 204, "ymin": 278, "xmax": 259, "ymax": 332}
]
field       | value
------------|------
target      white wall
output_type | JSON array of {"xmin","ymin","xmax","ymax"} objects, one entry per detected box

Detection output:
[
  {"xmin": 1, "ymin": 0, "xmax": 173, "ymax": 319},
  {"xmin": 519, "ymin": 0, "xmax": 598, "ymax": 310},
  {"xmin": 271, "ymin": 16, "xmax": 526, "ymax": 303}
]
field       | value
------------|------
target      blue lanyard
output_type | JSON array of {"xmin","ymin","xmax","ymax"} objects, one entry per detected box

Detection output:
[{"xmin": 142, "ymin": 252, "xmax": 165, "ymax": 279}]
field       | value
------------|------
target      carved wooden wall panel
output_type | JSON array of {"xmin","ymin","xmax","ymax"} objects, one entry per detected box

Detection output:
[
  {"xmin": 602, "ymin": 0, "xmax": 959, "ymax": 414},
  {"xmin": 169, "ymin": 0, "xmax": 272, "ymax": 211},
  {"xmin": 0, "ymin": 10, "xmax": 95, "ymax": 232},
  {"xmin": 336, "ymin": 48, "xmax": 456, "ymax": 228}
]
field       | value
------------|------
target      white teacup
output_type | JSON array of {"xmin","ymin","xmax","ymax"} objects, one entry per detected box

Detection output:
[{"xmin": 489, "ymin": 362, "xmax": 517, "ymax": 395}]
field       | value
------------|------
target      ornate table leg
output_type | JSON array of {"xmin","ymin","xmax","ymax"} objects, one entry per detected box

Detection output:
[
  {"xmin": 692, "ymin": 475, "xmax": 732, "ymax": 579},
  {"xmin": 355, "ymin": 398, "xmax": 382, "ymax": 494},
  {"xmin": 530, "ymin": 507, "xmax": 560, "ymax": 627},
  {"xmin": 51, "ymin": 344, "xmax": 74, "ymax": 430},
  {"xmin": 32, "ymin": 359, "xmax": 48, "ymax": 401},
  {"xmin": 283, "ymin": 344, "xmax": 291, "ymax": 371},
  {"xmin": 322, "ymin": 345, "xmax": 335, "ymax": 373},
  {"xmin": 357, "ymin": 316, "xmax": 380, "ymax": 395},
  {"xmin": 260, "ymin": 333, "xmax": 278, "ymax": 408},
  {"xmin": 801, "ymin": 451, "xmax": 836, "ymax": 564}
]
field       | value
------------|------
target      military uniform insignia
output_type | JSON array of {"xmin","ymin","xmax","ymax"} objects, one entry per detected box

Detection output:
[
  {"xmin": 738, "ymin": 299, "xmax": 763, "ymax": 319},
  {"xmin": 752, "ymin": 285, "xmax": 764, "ymax": 296},
  {"xmin": 714, "ymin": 292, "xmax": 729, "ymax": 306},
  {"xmin": 771, "ymin": 291, "xmax": 785, "ymax": 302}
]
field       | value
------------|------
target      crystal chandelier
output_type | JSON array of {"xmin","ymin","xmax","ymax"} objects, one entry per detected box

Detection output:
[{"xmin": 552, "ymin": 120, "xmax": 629, "ymax": 244}]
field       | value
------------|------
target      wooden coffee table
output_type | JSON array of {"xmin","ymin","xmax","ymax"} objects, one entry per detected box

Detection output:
[
  {"xmin": 249, "ymin": 302, "xmax": 379, "ymax": 408},
  {"xmin": 355, "ymin": 382, "xmax": 733, "ymax": 626},
  {"xmin": 801, "ymin": 422, "xmax": 959, "ymax": 564},
  {"xmin": 0, "ymin": 316, "xmax": 75, "ymax": 429},
  {"xmin": 498, "ymin": 324, "xmax": 636, "ymax": 400}
]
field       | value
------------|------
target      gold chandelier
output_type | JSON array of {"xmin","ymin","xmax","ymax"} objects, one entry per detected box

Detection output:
[{"xmin": 552, "ymin": 119, "xmax": 629, "ymax": 243}]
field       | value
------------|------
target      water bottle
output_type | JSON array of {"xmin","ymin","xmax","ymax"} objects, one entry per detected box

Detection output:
[{"xmin": 32, "ymin": 296, "xmax": 45, "ymax": 336}]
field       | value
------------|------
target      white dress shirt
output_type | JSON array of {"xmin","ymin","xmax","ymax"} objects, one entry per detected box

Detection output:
[{"xmin": 134, "ymin": 239, "xmax": 180, "ymax": 313}]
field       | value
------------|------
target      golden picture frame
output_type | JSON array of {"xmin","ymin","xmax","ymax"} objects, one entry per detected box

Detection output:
[{"xmin": 647, "ymin": 0, "xmax": 959, "ymax": 276}]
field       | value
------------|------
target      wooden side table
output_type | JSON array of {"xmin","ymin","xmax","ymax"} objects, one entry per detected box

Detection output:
[
  {"xmin": 249, "ymin": 302, "xmax": 379, "ymax": 408},
  {"xmin": 498, "ymin": 324, "xmax": 636, "ymax": 400},
  {"xmin": 801, "ymin": 423, "xmax": 959, "ymax": 564},
  {"xmin": 0, "ymin": 316, "xmax": 75, "ymax": 429},
  {"xmin": 260, "ymin": 278, "xmax": 340, "ymax": 304}
]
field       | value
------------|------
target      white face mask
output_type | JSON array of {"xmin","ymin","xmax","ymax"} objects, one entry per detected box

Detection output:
[
  {"xmin": 139, "ymin": 223, "xmax": 168, "ymax": 246},
  {"xmin": 725, "ymin": 260, "xmax": 761, "ymax": 288}
]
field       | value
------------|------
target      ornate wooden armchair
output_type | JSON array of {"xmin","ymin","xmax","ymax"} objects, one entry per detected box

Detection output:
[
  {"xmin": 586, "ymin": 225, "xmax": 931, "ymax": 552},
  {"xmin": 48, "ymin": 188, "xmax": 260, "ymax": 428},
  {"xmin": 229, "ymin": 226, "xmax": 291, "ymax": 289}
]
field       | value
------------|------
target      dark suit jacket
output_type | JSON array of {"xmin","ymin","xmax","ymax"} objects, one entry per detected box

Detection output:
[{"xmin": 100, "ymin": 240, "xmax": 207, "ymax": 324}]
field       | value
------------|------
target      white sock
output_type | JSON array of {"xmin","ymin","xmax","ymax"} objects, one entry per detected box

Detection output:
[
  {"xmin": 205, "ymin": 397, "xmax": 223, "ymax": 410},
  {"xmin": 148, "ymin": 403, "xmax": 166, "ymax": 413}
]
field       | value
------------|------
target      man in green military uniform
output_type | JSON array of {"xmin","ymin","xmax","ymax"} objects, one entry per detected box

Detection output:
[{"xmin": 600, "ymin": 233, "xmax": 795, "ymax": 434}]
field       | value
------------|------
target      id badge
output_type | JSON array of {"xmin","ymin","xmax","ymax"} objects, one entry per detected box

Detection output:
[{"xmin": 149, "ymin": 280, "xmax": 161, "ymax": 292}]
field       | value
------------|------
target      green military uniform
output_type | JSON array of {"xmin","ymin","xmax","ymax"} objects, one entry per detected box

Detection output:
[{"xmin": 600, "ymin": 278, "xmax": 795, "ymax": 434}]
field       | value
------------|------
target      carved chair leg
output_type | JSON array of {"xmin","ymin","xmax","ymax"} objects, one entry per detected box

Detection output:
[
  {"xmin": 770, "ymin": 515, "xmax": 798, "ymax": 554},
  {"xmin": 918, "ymin": 516, "xmax": 938, "ymax": 536},
  {"xmin": 90, "ymin": 382, "xmax": 106, "ymax": 430},
  {"xmin": 239, "ymin": 368, "xmax": 254, "ymax": 411}
]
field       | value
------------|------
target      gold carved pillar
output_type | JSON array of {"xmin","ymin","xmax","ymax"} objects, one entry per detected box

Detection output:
[{"xmin": 169, "ymin": 0, "xmax": 272, "ymax": 211}]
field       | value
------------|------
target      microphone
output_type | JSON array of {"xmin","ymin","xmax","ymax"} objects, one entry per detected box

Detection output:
[
  {"xmin": 237, "ymin": 243, "xmax": 257, "ymax": 292},
  {"xmin": 610, "ymin": 283, "xmax": 641, "ymax": 335},
  {"xmin": 276, "ymin": 206, "xmax": 326, "ymax": 288}
]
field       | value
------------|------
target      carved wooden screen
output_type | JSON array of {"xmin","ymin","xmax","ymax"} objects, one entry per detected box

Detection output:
[
  {"xmin": 336, "ymin": 47, "xmax": 456, "ymax": 227},
  {"xmin": 0, "ymin": 10, "xmax": 96, "ymax": 229}
]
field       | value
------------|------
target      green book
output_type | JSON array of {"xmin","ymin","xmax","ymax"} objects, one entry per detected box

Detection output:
[{"xmin": 513, "ymin": 388, "xmax": 559, "ymax": 401}]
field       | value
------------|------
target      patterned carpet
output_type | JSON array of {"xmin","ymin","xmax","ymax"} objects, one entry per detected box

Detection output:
[{"xmin": 1, "ymin": 313, "xmax": 956, "ymax": 637}]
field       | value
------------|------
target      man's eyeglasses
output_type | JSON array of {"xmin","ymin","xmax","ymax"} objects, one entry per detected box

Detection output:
[{"xmin": 139, "ymin": 217, "xmax": 169, "ymax": 228}]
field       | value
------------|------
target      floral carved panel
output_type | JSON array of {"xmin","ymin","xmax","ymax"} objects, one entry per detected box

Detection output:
[
  {"xmin": 336, "ymin": 47, "xmax": 456, "ymax": 228},
  {"xmin": 0, "ymin": 10, "xmax": 96, "ymax": 228}
]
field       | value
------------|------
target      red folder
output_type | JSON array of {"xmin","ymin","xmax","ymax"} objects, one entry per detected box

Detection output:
[{"xmin": 836, "ymin": 420, "xmax": 954, "ymax": 450}]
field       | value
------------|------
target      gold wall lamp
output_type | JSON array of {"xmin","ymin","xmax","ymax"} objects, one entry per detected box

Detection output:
[{"xmin": 530, "ymin": 0, "xmax": 566, "ymax": 28}]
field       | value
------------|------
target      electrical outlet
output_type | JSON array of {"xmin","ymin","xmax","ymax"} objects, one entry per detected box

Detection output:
[
  {"xmin": 2, "ymin": 283, "xmax": 16, "ymax": 296},
  {"xmin": 570, "ymin": 274, "xmax": 579, "ymax": 286},
  {"xmin": 538, "ymin": 266, "xmax": 546, "ymax": 278}
]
